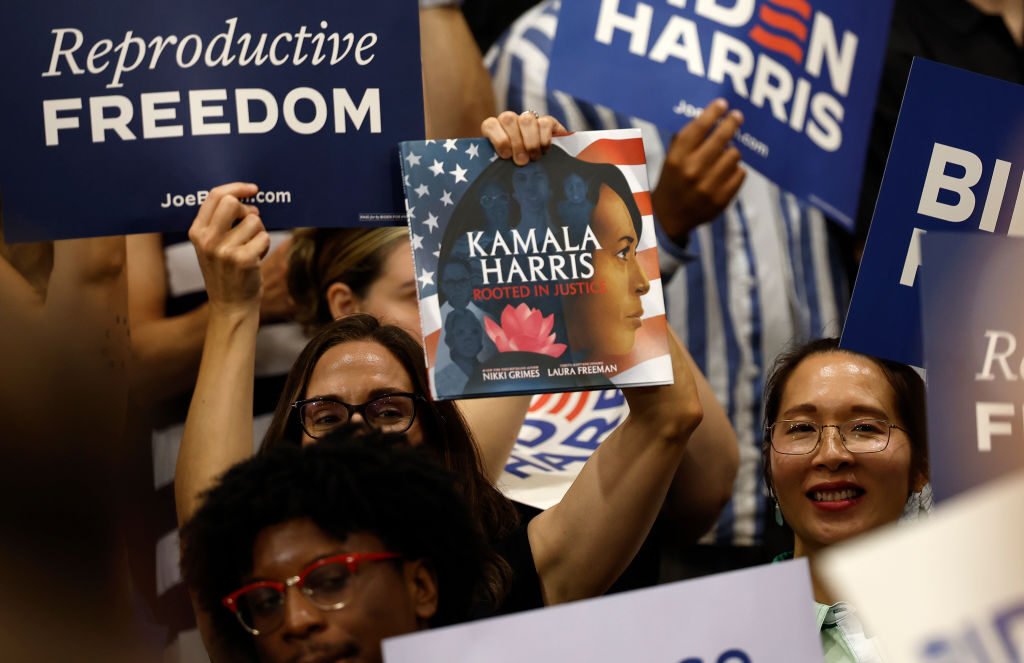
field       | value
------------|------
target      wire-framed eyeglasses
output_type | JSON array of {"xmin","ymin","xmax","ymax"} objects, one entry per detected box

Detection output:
[
  {"xmin": 222, "ymin": 552, "xmax": 401, "ymax": 635},
  {"xmin": 291, "ymin": 393, "xmax": 422, "ymax": 440},
  {"xmin": 767, "ymin": 419, "xmax": 906, "ymax": 455}
]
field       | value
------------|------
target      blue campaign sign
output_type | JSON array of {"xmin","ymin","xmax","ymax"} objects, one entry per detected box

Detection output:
[
  {"xmin": 0, "ymin": 1, "xmax": 422, "ymax": 242},
  {"xmin": 920, "ymin": 232, "xmax": 1024, "ymax": 502},
  {"xmin": 547, "ymin": 0, "xmax": 893, "ymax": 229},
  {"xmin": 841, "ymin": 59, "xmax": 1024, "ymax": 367}
]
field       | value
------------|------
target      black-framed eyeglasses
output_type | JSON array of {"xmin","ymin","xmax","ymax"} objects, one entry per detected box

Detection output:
[
  {"xmin": 766, "ymin": 419, "xmax": 906, "ymax": 455},
  {"xmin": 222, "ymin": 552, "xmax": 401, "ymax": 636},
  {"xmin": 291, "ymin": 393, "xmax": 422, "ymax": 439}
]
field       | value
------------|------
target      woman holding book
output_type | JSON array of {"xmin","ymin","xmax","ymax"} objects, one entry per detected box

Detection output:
[
  {"xmin": 175, "ymin": 181, "xmax": 740, "ymax": 660},
  {"xmin": 175, "ymin": 111, "xmax": 739, "ymax": 644},
  {"xmin": 763, "ymin": 338, "xmax": 930, "ymax": 662}
]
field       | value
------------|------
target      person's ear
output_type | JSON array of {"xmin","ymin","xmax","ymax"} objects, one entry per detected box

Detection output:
[
  {"xmin": 326, "ymin": 281, "xmax": 359, "ymax": 320},
  {"xmin": 403, "ymin": 559, "xmax": 439, "ymax": 624}
]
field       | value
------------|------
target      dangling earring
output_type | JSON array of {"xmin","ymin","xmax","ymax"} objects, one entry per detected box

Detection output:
[{"xmin": 774, "ymin": 499, "xmax": 784, "ymax": 527}]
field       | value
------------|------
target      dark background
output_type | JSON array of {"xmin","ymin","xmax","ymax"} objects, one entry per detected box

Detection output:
[{"xmin": 464, "ymin": 0, "xmax": 540, "ymax": 51}]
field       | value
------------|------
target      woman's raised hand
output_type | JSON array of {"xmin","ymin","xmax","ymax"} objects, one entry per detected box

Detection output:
[
  {"xmin": 481, "ymin": 111, "xmax": 568, "ymax": 165},
  {"xmin": 188, "ymin": 182, "xmax": 269, "ymax": 316}
]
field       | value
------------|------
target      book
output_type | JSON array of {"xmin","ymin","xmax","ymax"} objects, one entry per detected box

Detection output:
[{"xmin": 398, "ymin": 129, "xmax": 672, "ymax": 400}]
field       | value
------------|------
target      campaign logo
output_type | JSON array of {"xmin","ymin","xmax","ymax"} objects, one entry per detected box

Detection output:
[{"xmin": 749, "ymin": 0, "xmax": 811, "ymax": 64}]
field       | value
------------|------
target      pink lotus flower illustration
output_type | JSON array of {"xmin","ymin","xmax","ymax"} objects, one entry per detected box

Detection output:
[{"xmin": 484, "ymin": 304, "xmax": 567, "ymax": 358}]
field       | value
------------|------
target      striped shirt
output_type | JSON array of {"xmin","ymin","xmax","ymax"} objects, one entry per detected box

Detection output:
[{"xmin": 487, "ymin": 0, "xmax": 850, "ymax": 546}]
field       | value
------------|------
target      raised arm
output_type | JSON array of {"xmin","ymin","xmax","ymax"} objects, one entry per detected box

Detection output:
[
  {"xmin": 479, "ymin": 110, "xmax": 738, "ymax": 602},
  {"xmin": 175, "ymin": 183, "xmax": 269, "ymax": 527},
  {"xmin": 526, "ymin": 329, "xmax": 705, "ymax": 604},
  {"xmin": 660, "ymin": 332, "xmax": 738, "ymax": 543},
  {"xmin": 127, "ymin": 233, "xmax": 210, "ymax": 403},
  {"xmin": 420, "ymin": 5, "xmax": 496, "ymax": 139}
]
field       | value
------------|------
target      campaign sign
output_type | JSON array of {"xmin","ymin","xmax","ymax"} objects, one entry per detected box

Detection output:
[
  {"xmin": 547, "ymin": 0, "xmax": 893, "ymax": 229},
  {"xmin": 818, "ymin": 472, "xmax": 1024, "ymax": 663},
  {"xmin": 920, "ymin": 232, "xmax": 1024, "ymax": 502},
  {"xmin": 842, "ymin": 59, "xmax": 1024, "ymax": 367},
  {"xmin": 384, "ymin": 560, "xmax": 823, "ymax": 663},
  {"xmin": 0, "ymin": 1, "xmax": 423, "ymax": 242}
]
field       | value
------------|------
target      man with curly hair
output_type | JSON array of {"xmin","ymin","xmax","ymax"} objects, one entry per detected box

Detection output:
[{"xmin": 179, "ymin": 427, "xmax": 496, "ymax": 663}]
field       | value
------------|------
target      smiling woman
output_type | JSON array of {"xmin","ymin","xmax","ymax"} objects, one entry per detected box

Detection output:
[{"xmin": 762, "ymin": 337, "xmax": 930, "ymax": 662}]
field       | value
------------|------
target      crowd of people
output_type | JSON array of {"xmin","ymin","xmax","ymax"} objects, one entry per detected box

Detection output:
[{"xmin": 1, "ymin": 1, "xmax": 1021, "ymax": 662}]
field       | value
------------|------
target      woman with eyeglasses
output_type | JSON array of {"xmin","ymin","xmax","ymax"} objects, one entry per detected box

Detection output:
[{"xmin": 762, "ymin": 337, "xmax": 930, "ymax": 663}]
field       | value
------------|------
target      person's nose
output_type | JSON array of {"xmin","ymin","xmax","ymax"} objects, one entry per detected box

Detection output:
[
  {"xmin": 280, "ymin": 585, "xmax": 327, "ymax": 640},
  {"xmin": 348, "ymin": 410, "xmax": 372, "ymax": 430},
  {"xmin": 631, "ymin": 256, "xmax": 650, "ymax": 295},
  {"xmin": 812, "ymin": 425, "xmax": 855, "ymax": 471}
]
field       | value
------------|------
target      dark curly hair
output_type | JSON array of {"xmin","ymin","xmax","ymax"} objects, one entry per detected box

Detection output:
[
  {"xmin": 761, "ymin": 337, "xmax": 930, "ymax": 498},
  {"xmin": 180, "ymin": 427, "xmax": 497, "ymax": 660}
]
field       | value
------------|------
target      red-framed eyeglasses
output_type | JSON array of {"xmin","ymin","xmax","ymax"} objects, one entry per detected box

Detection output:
[{"xmin": 221, "ymin": 552, "xmax": 401, "ymax": 635}]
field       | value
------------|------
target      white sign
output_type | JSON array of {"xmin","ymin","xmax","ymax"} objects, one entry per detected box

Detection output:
[
  {"xmin": 383, "ymin": 559, "xmax": 822, "ymax": 663},
  {"xmin": 818, "ymin": 472, "xmax": 1024, "ymax": 663}
]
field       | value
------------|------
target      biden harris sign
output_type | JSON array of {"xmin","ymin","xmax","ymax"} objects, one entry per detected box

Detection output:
[
  {"xmin": 0, "ymin": 1, "xmax": 423, "ymax": 242},
  {"xmin": 842, "ymin": 59, "xmax": 1024, "ymax": 367},
  {"xmin": 920, "ymin": 233, "xmax": 1024, "ymax": 503},
  {"xmin": 547, "ymin": 0, "xmax": 893, "ymax": 229}
]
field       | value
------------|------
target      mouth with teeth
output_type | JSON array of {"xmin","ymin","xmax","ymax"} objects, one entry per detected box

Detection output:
[{"xmin": 806, "ymin": 484, "xmax": 865, "ymax": 511}]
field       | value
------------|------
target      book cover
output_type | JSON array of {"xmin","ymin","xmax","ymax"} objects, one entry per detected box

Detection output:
[{"xmin": 398, "ymin": 129, "xmax": 671, "ymax": 400}]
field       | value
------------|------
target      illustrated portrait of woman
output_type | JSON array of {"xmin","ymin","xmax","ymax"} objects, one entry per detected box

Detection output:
[
  {"xmin": 555, "ymin": 159, "xmax": 650, "ymax": 362},
  {"xmin": 436, "ymin": 146, "xmax": 652, "ymax": 390}
]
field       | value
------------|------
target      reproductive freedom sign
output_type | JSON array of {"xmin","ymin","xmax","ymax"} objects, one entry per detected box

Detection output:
[{"xmin": 0, "ymin": 0, "xmax": 423, "ymax": 241}]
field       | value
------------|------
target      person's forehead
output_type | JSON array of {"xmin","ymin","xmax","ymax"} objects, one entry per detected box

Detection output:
[
  {"xmin": 378, "ymin": 237, "xmax": 413, "ymax": 280},
  {"xmin": 780, "ymin": 352, "xmax": 896, "ymax": 415},
  {"xmin": 516, "ymin": 162, "xmax": 547, "ymax": 177},
  {"xmin": 306, "ymin": 341, "xmax": 414, "ymax": 399},
  {"xmin": 592, "ymin": 184, "xmax": 634, "ymax": 233},
  {"xmin": 250, "ymin": 520, "xmax": 388, "ymax": 577}
]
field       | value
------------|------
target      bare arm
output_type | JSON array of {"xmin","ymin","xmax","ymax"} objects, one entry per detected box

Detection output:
[
  {"xmin": 127, "ymin": 233, "xmax": 210, "ymax": 403},
  {"xmin": 661, "ymin": 340, "xmax": 739, "ymax": 543},
  {"xmin": 527, "ymin": 329, "xmax": 704, "ymax": 604},
  {"xmin": 420, "ymin": 6, "xmax": 496, "ymax": 138},
  {"xmin": 128, "ymin": 232, "xmax": 295, "ymax": 406},
  {"xmin": 175, "ymin": 183, "xmax": 268, "ymax": 527}
]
